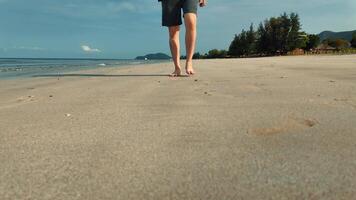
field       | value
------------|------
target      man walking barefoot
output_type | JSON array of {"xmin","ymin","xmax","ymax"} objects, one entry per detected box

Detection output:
[{"xmin": 159, "ymin": 0, "xmax": 207, "ymax": 76}]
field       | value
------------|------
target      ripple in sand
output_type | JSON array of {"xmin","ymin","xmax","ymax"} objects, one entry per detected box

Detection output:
[{"xmin": 248, "ymin": 117, "xmax": 318, "ymax": 135}]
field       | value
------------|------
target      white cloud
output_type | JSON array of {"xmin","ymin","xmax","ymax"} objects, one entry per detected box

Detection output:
[
  {"xmin": 12, "ymin": 46, "xmax": 45, "ymax": 51},
  {"xmin": 81, "ymin": 45, "xmax": 101, "ymax": 53}
]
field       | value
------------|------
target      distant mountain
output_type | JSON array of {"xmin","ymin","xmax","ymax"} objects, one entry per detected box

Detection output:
[
  {"xmin": 318, "ymin": 30, "xmax": 356, "ymax": 41},
  {"xmin": 135, "ymin": 53, "xmax": 171, "ymax": 60}
]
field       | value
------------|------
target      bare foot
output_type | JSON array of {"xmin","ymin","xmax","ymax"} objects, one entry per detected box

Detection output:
[
  {"xmin": 185, "ymin": 61, "xmax": 195, "ymax": 75},
  {"xmin": 169, "ymin": 68, "xmax": 182, "ymax": 77}
]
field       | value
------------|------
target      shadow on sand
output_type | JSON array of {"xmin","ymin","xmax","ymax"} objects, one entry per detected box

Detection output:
[{"xmin": 32, "ymin": 74, "xmax": 190, "ymax": 78}]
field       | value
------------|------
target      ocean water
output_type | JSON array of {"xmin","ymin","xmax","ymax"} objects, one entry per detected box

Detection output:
[{"xmin": 0, "ymin": 58, "xmax": 166, "ymax": 79}]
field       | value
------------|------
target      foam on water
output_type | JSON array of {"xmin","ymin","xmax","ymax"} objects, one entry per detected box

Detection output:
[{"xmin": 0, "ymin": 58, "xmax": 166, "ymax": 79}]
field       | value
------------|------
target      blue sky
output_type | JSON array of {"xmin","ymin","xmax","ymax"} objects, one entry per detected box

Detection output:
[{"xmin": 0, "ymin": 0, "xmax": 355, "ymax": 59}]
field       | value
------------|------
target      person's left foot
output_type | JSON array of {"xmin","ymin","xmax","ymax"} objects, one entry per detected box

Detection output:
[{"xmin": 185, "ymin": 61, "xmax": 195, "ymax": 75}]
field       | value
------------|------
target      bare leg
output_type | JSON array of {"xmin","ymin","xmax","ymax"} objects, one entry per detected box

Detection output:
[
  {"xmin": 184, "ymin": 13, "xmax": 197, "ymax": 75},
  {"xmin": 168, "ymin": 26, "xmax": 181, "ymax": 76}
]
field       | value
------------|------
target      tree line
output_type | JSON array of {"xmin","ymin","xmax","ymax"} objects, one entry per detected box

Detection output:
[{"xmin": 187, "ymin": 12, "xmax": 356, "ymax": 59}]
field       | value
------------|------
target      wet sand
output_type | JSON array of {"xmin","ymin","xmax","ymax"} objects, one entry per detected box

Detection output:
[{"xmin": 1, "ymin": 55, "xmax": 356, "ymax": 199}]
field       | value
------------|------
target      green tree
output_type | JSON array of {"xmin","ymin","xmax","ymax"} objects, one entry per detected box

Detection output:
[
  {"xmin": 256, "ymin": 22, "xmax": 269, "ymax": 55},
  {"xmin": 333, "ymin": 39, "xmax": 350, "ymax": 50},
  {"xmin": 219, "ymin": 50, "xmax": 228, "ymax": 58},
  {"xmin": 351, "ymin": 32, "xmax": 356, "ymax": 48},
  {"xmin": 193, "ymin": 52, "xmax": 202, "ymax": 59},
  {"xmin": 279, "ymin": 13, "xmax": 292, "ymax": 53},
  {"xmin": 231, "ymin": 12, "xmax": 305, "ymax": 56},
  {"xmin": 264, "ymin": 17, "xmax": 279, "ymax": 54},
  {"xmin": 228, "ymin": 24, "xmax": 256, "ymax": 57},
  {"xmin": 207, "ymin": 49, "xmax": 227, "ymax": 58},
  {"xmin": 304, "ymin": 34, "xmax": 320, "ymax": 50},
  {"xmin": 256, "ymin": 17, "xmax": 285, "ymax": 54},
  {"xmin": 323, "ymin": 38, "xmax": 350, "ymax": 50},
  {"xmin": 246, "ymin": 24, "xmax": 257, "ymax": 55},
  {"xmin": 287, "ymin": 13, "xmax": 305, "ymax": 51},
  {"xmin": 228, "ymin": 31, "xmax": 246, "ymax": 56},
  {"xmin": 228, "ymin": 34, "xmax": 240, "ymax": 56},
  {"xmin": 298, "ymin": 31, "xmax": 309, "ymax": 50}
]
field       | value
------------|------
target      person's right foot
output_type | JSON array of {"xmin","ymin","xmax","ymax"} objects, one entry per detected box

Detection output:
[
  {"xmin": 169, "ymin": 68, "xmax": 182, "ymax": 77},
  {"xmin": 185, "ymin": 61, "xmax": 195, "ymax": 75}
]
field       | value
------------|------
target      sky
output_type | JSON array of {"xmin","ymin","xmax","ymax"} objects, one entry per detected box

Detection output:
[{"xmin": 0, "ymin": 0, "xmax": 355, "ymax": 59}]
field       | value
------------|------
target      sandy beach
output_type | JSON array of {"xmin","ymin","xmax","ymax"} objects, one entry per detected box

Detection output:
[{"xmin": 1, "ymin": 55, "xmax": 356, "ymax": 199}]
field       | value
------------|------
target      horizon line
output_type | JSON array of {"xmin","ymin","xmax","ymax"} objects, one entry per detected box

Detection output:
[{"xmin": 0, "ymin": 57, "xmax": 136, "ymax": 60}]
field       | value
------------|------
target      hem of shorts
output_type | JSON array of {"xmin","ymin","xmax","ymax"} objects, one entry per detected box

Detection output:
[
  {"xmin": 183, "ymin": 11, "xmax": 198, "ymax": 15},
  {"xmin": 162, "ymin": 22, "xmax": 183, "ymax": 27}
]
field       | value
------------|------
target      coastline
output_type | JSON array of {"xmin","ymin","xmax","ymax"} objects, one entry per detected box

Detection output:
[
  {"xmin": 0, "ymin": 58, "xmax": 170, "ymax": 80},
  {"xmin": 1, "ymin": 55, "xmax": 356, "ymax": 199}
]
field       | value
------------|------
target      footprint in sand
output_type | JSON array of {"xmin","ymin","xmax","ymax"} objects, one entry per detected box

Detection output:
[
  {"xmin": 334, "ymin": 98, "xmax": 348, "ymax": 102},
  {"xmin": 331, "ymin": 97, "xmax": 356, "ymax": 109},
  {"xmin": 17, "ymin": 95, "xmax": 36, "ymax": 103},
  {"xmin": 348, "ymin": 98, "xmax": 356, "ymax": 108},
  {"xmin": 248, "ymin": 117, "xmax": 318, "ymax": 135},
  {"xmin": 204, "ymin": 91, "xmax": 212, "ymax": 96},
  {"xmin": 239, "ymin": 84, "xmax": 262, "ymax": 92},
  {"xmin": 249, "ymin": 127, "xmax": 285, "ymax": 135},
  {"xmin": 302, "ymin": 119, "xmax": 318, "ymax": 127}
]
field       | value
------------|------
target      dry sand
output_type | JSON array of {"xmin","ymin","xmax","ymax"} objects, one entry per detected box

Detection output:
[{"xmin": 1, "ymin": 55, "xmax": 356, "ymax": 199}]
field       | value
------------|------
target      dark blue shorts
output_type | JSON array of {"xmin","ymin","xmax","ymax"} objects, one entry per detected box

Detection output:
[{"xmin": 161, "ymin": 0, "xmax": 198, "ymax": 27}]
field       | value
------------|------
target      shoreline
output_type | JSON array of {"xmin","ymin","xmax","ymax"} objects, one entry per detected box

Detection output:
[{"xmin": 0, "ymin": 59, "xmax": 170, "ymax": 80}]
